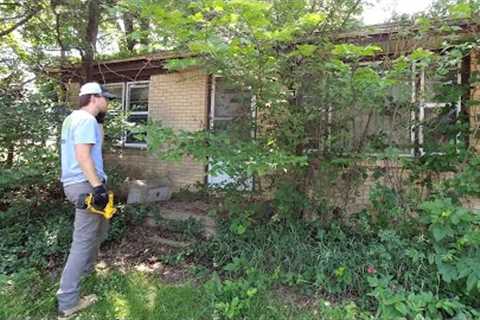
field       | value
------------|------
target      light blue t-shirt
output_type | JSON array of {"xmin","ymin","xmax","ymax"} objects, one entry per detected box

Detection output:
[{"xmin": 60, "ymin": 110, "xmax": 107, "ymax": 186}]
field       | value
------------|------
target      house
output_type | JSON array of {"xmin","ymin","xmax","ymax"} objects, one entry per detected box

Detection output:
[
  {"xmin": 61, "ymin": 47, "xmax": 263, "ymax": 191},
  {"xmin": 60, "ymin": 20, "xmax": 480, "ymax": 209}
]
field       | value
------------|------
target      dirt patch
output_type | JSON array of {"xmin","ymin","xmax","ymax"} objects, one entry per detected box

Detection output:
[
  {"xmin": 272, "ymin": 284, "xmax": 318, "ymax": 308},
  {"xmin": 158, "ymin": 200, "xmax": 211, "ymax": 215},
  {"xmin": 98, "ymin": 225, "xmax": 195, "ymax": 283}
]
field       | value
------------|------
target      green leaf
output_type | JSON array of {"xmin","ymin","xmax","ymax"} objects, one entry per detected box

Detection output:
[
  {"xmin": 395, "ymin": 302, "xmax": 408, "ymax": 316},
  {"xmin": 299, "ymin": 12, "xmax": 326, "ymax": 27},
  {"xmin": 246, "ymin": 288, "xmax": 257, "ymax": 297},
  {"xmin": 466, "ymin": 272, "xmax": 478, "ymax": 292},
  {"xmin": 448, "ymin": 3, "xmax": 472, "ymax": 19},
  {"xmin": 432, "ymin": 225, "xmax": 448, "ymax": 241},
  {"xmin": 297, "ymin": 44, "xmax": 317, "ymax": 57},
  {"xmin": 165, "ymin": 58, "xmax": 200, "ymax": 71},
  {"xmin": 410, "ymin": 48, "xmax": 433, "ymax": 61}
]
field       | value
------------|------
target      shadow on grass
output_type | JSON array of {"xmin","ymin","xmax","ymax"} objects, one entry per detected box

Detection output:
[{"xmin": 78, "ymin": 271, "xmax": 210, "ymax": 320}]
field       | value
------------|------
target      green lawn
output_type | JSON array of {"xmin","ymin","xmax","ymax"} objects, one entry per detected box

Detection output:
[{"xmin": 0, "ymin": 268, "xmax": 369, "ymax": 320}]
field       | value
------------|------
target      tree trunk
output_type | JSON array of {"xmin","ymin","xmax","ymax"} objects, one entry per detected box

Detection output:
[
  {"xmin": 83, "ymin": 0, "xmax": 100, "ymax": 81},
  {"xmin": 123, "ymin": 12, "xmax": 136, "ymax": 52},
  {"xmin": 139, "ymin": 17, "xmax": 149, "ymax": 47}
]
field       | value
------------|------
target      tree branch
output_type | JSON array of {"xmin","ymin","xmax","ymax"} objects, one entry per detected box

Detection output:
[{"xmin": 0, "ymin": 7, "xmax": 40, "ymax": 38}]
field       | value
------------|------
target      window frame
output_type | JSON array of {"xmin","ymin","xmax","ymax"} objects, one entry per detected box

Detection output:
[
  {"xmin": 208, "ymin": 76, "xmax": 256, "ymax": 189},
  {"xmin": 102, "ymin": 82, "xmax": 126, "ymax": 148},
  {"xmin": 209, "ymin": 76, "xmax": 256, "ymax": 137},
  {"xmin": 416, "ymin": 63, "xmax": 462, "ymax": 156},
  {"xmin": 124, "ymin": 80, "xmax": 150, "ymax": 148},
  {"xmin": 307, "ymin": 60, "xmax": 462, "ymax": 157},
  {"xmin": 306, "ymin": 61, "xmax": 415, "ymax": 157},
  {"xmin": 102, "ymin": 80, "xmax": 150, "ymax": 149}
]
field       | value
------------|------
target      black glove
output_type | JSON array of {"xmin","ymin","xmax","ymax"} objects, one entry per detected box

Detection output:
[{"xmin": 92, "ymin": 184, "xmax": 108, "ymax": 210}]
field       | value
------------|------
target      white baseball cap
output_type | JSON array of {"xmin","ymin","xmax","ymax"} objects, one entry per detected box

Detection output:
[{"xmin": 79, "ymin": 82, "xmax": 116, "ymax": 99}]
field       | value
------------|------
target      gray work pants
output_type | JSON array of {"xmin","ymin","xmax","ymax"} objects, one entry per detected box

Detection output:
[{"xmin": 56, "ymin": 181, "xmax": 109, "ymax": 311}]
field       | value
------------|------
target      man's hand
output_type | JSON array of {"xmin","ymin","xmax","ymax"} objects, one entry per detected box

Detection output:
[{"xmin": 92, "ymin": 184, "xmax": 108, "ymax": 210}]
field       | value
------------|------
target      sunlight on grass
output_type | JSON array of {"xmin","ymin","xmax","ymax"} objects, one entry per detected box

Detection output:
[
  {"xmin": 77, "ymin": 271, "xmax": 208, "ymax": 320},
  {"xmin": 1, "ymin": 268, "xmax": 369, "ymax": 319}
]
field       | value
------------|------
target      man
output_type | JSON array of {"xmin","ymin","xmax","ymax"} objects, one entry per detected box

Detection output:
[{"xmin": 57, "ymin": 82, "xmax": 115, "ymax": 319}]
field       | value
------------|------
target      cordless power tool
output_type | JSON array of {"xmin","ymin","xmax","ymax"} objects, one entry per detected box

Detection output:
[{"xmin": 76, "ymin": 191, "xmax": 118, "ymax": 220}]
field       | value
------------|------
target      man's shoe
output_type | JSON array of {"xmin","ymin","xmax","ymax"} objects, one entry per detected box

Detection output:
[{"xmin": 58, "ymin": 294, "xmax": 98, "ymax": 319}]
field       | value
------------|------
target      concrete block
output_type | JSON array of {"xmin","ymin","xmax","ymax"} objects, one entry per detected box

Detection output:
[{"xmin": 127, "ymin": 178, "xmax": 172, "ymax": 204}]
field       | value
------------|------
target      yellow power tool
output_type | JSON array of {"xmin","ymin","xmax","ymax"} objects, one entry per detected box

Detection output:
[{"xmin": 76, "ymin": 191, "xmax": 118, "ymax": 220}]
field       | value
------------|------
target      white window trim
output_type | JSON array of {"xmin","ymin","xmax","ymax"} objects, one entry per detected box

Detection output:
[
  {"xmin": 208, "ymin": 76, "xmax": 256, "ymax": 188},
  {"xmin": 210, "ymin": 76, "xmax": 256, "ymax": 132},
  {"xmin": 304, "ymin": 62, "xmax": 416, "ymax": 157},
  {"xmin": 417, "ymin": 63, "xmax": 462, "ymax": 156},
  {"xmin": 124, "ymin": 81, "xmax": 150, "ymax": 147},
  {"xmin": 103, "ymin": 82, "xmax": 126, "ymax": 106},
  {"xmin": 103, "ymin": 82, "xmax": 126, "ymax": 148}
]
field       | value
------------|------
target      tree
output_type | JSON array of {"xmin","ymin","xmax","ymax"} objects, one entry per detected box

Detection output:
[
  {"xmin": 0, "ymin": 1, "xmax": 44, "ymax": 38},
  {"xmin": 131, "ymin": 0, "xmax": 477, "ymax": 218}
]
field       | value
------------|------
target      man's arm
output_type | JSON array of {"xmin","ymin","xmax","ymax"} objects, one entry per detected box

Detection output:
[{"xmin": 75, "ymin": 144, "xmax": 103, "ymax": 188}]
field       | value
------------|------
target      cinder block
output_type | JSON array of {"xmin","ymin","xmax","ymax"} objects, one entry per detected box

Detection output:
[{"xmin": 127, "ymin": 179, "xmax": 172, "ymax": 204}]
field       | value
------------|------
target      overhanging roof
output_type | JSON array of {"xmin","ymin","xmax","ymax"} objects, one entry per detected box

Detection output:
[{"xmin": 59, "ymin": 19, "xmax": 478, "ymax": 83}]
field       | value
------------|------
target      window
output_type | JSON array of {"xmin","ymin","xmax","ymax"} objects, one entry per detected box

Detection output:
[
  {"xmin": 103, "ymin": 81, "xmax": 149, "ymax": 147},
  {"xmin": 125, "ymin": 82, "xmax": 149, "ymax": 146},
  {"xmin": 313, "ymin": 63, "xmax": 414, "ymax": 155},
  {"xmin": 303, "ymin": 100, "xmax": 331, "ymax": 152},
  {"xmin": 416, "ymin": 64, "xmax": 462, "ymax": 155},
  {"xmin": 318, "ymin": 61, "xmax": 462, "ymax": 157},
  {"xmin": 103, "ymin": 83, "xmax": 125, "ymax": 146},
  {"xmin": 210, "ymin": 77, "xmax": 254, "ymax": 139},
  {"xmin": 208, "ymin": 77, "xmax": 255, "ymax": 188}
]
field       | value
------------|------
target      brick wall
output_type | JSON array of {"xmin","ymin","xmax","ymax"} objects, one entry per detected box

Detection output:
[
  {"xmin": 63, "ymin": 68, "xmax": 209, "ymax": 190},
  {"xmin": 104, "ymin": 148, "xmax": 206, "ymax": 189},
  {"xmin": 149, "ymin": 68, "xmax": 209, "ymax": 131},
  {"xmin": 309, "ymin": 160, "xmax": 457, "ymax": 214},
  {"xmin": 106, "ymin": 68, "xmax": 209, "ymax": 190}
]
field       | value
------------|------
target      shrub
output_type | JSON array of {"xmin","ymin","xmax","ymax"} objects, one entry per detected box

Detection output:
[{"xmin": 421, "ymin": 198, "xmax": 480, "ymax": 300}]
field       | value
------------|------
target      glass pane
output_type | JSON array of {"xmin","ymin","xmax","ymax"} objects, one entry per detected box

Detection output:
[
  {"xmin": 423, "ymin": 107, "xmax": 457, "ymax": 153},
  {"xmin": 213, "ymin": 119, "xmax": 252, "ymax": 139},
  {"xmin": 104, "ymin": 84, "xmax": 124, "ymax": 101},
  {"xmin": 422, "ymin": 65, "xmax": 461, "ymax": 153},
  {"xmin": 103, "ymin": 83, "xmax": 124, "ymax": 113},
  {"xmin": 214, "ymin": 78, "xmax": 252, "ymax": 118},
  {"xmin": 128, "ymin": 85, "xmax": 149, "ymax": 112},
  {"xmin": 126, "ymin": 114, "xmax": 148, "ymax": 144},
  {"xmin": 423, "ymin": 67, "xmax": 460, "ymax": 104},
  {"xmin": 379, "ymin": 79, "xmax": 413, "ymax": 152},
  {"xmin": 346, "ymin": 79, "xmax": 413, "ymax": 153},
  {"xmin": 213, "ymin": 119, "xmax": 232, "ymax": 132}
]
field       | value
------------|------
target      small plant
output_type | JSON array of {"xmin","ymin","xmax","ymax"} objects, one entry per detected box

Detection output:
[
  {"xmin": 421, "ymin": 198, "xmax": 480, "ymax": 296},
  {"xmin": 368, "ymin": 275, "xmax": 479, "ymax": 319},
  {"xmin": 204, "ymin": 269, "xmax": 268, "ymax": 319}
]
